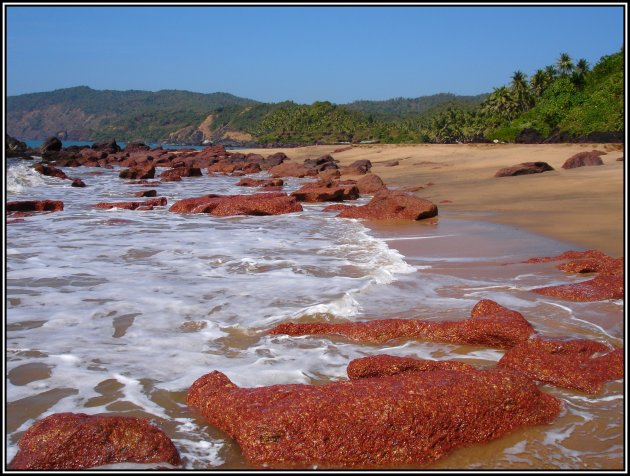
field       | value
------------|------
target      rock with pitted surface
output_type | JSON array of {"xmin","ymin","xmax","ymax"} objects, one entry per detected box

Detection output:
[
  {"xmin": 528, "ymin": 250, "xmax": 624, "ymax": 301},
  {"xmin": 169, "ymin": 193, "xmax": 303, "ymax": 216},
  {"xmin": 498, "ymin": 338, "xmax": 624, "ymax": 394},
  {"xmin": 336, "ymin": 190, "xmax": 437, "ymax": 221},
  {"xmin": 7, "ymin": 200, "xmax": 64, "ymax": 213},
  {"xmin": 269, "ymin": 299, "xmax": 534, "ymax": 349},
  {"xmin": 119, "ymin": 165, "xmax": 156, "ymax": 180},
  {"xmin": 8, "ymin": 412, "xmax": 181, "ymax": 470},
  {"xmin": 494, "ymin": 162, "xmax": 554, "ymax": 177},
  {"xmin": 187, "ymin": 360, "xmax": 560, "ymax": 469},
  {"xmin": 561, "ymin": 150, "xmax": 605, "ymax": 169},
  {"xmin": 347, "ymin": 354, "xmax": 474, "ymax": 380}
]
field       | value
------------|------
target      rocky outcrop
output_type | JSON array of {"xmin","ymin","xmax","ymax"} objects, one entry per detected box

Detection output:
[
  {"xmin": 6, "ymin": 134, "xmax": 31, "ymax": 157},
  {"xmin": 124, "ymin": 141, "xmax": 151, "ymax": 152},
  {"xmin": 7, "ymin": 200, "xmax": 64, "ymax": 213},
  {"xmin": 169, "ymin": 193, "xmax": 303, "ymax": 216},
  {"xmin": 561, "ymin": 150, "xmax": 605, "ymax": 169},
  {"xmin": 8, "ymin": 412, "xmax": 181, "ymax": 470},
  {"xmin": 494, "ymin": 162, "xmax": 554, "ymax": 177},
  {"xmin": 303, "ymin": 154, "xmax": 339, "ymax": 172},
  {"xmin": 498, "ymin": 338, "xmax": 624, "ymax": 394},
  {"xmin": 335, "ymin": 190, "xmax": 437, "ymax": 221},
  {"xmin": 187, "ymin": 360, "xmax": 560, "ymax": 469},
  {"xmin": 269, "ymin": 299, "xmax": 535, "ymax": 349},
  {"xmin": 528, "ymin": 250, "xmax": 624, "ymax": 301}
]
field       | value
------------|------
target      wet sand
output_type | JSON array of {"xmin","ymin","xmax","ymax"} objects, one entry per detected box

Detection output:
[{"xmin": 241, "ymin": 143, "xmax": 625, "ymax": 257}]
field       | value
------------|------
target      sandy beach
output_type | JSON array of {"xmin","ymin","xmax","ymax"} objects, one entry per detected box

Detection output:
[{"xmin": 241, "ymin": 143, "xmax": 625, "ymax": 257}]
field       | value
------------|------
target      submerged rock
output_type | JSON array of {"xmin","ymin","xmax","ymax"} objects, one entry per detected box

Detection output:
[
  {"xmin": 6, "ymin": 200, "xmax": 64, "ymax": 213},
  {"xmin": 528, "ymin": 250, "xmax": 624, "ymax": 301},
  {"xmin": 187, "ymin": 360, "xmax": 560, "ymax": 469},
  {"xmin": 498, "ymin": 338, "xmax": 624, "ymax": 394},
  {"xmin": 8, "ymin": 412, "xmax": 181, "ymax": 470},
  {"xmin": 94, "ymin": 197, "xmax": 167, "ymax": 210},
  {"xmin": 32, "ymin": 162, "xmax": 69, "ymax": 180},
  {"xmin": 169, "ymin": 193, "xmax": 303, "ymax": 216},
  {"xmin": 119, "ymin": 164, "xmax": 156, "ymax": 180},
  {"xmin": 269, "ymin": 299, "xmax": 534, "ymax": 349}
]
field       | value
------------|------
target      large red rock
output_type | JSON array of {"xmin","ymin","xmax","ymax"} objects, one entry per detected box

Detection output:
[
  {"xmin": 291, "ymin": 182, "xmax": 359, "ymax": 202},
  {"xmin": 8, "ymin": 412, "xmax": 181, "ymax": 470},
  {"xmin": 532, "ymin": 274, "xmax": 624, "ymax": 301},
  {"xmin": 187, "ymin": 361, "xmax": 560, "ymax": 469},
  {"xmin": 159, "ymin": 166, "xmax": 202, "ymax": 181},
  {"xmin": 494, "ymin": 162, "xmax": 554, "ymax": 177},
  {"xmin": 561, "ymin": 150, "xmax": 605, "ymax": 169},
  {"xmin": 498, "ymin": 338, "xmax": 624, "ymax": 394},
  {"xmin": 336, "ymin": 190, "xmax": 437, "ymax": 221},
  {"xmin": 528, "ymin": 250, "xmax": 624, "ymax": 301},
  {"xmin": 169, "ymin": 193, "xmax": 303, "ymax": 216},
  {"xmin": 269, "ymin": 299, "xmax": 534, "ymax": 349},
  {"xmin": 355, "ymin": 173, "xmax": 388, "ymax": 194},
  {"xmin": 7, "ymin": 200, "xmax": 64, "ymax": 213},
  {"xmin": 119, "ymin": 164, "xmax": 156, "ymax": 180},
  {"xmin": 32, "ymin": 162, "xmax": 69, "ymax": 180},
  {"xmin": 269, "ymin": 162, "xmax": 317, "ymax": 178},
  {"xmin": 340, "ymin": 159, "xmax": 372, "ymax": 175}
]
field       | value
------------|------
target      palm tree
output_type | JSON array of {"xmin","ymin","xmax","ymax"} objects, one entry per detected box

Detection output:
[
  {"xmin": 556, "ymin": 53, "xmax": 575, "ymax": 76},
  {"xmin": 482, "ymin": 86, "xmax": 518, "ymax": 121},
  {"xmin": 571, "ymin": 58, "xmax": 590, "ymax": 87},
  {"xmin": 510, "ymin": 70, "xmax": 532, "ymax": 111}
]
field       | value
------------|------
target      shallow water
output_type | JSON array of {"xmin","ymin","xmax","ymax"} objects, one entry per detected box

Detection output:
[{"xmin": 5, "ymin": 159, "xmax": 624, "ymax": 469}]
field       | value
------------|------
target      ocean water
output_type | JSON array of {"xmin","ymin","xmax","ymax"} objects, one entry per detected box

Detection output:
[{"xmin": 5, "ymin": 158, "xmax": 624, "ymax": 469}]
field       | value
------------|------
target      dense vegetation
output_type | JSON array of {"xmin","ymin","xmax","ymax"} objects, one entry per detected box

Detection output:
[{"xmin": 6, "ymin": 48, "xmax": 623, "ymax": 145}]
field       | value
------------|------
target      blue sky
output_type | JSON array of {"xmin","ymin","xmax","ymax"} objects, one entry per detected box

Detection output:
[{"xmin": 5, "ymin": 4, "xmax": 625, "ymax": 104}]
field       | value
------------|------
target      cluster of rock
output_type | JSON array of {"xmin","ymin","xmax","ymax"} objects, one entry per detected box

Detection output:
[
  {"xmin": 7, "ymin": 138, "xmax": 625, "ymax": 469},
  {"xmin": 494, "ymin": 149, "xmax": 612, "ymax": 177}
]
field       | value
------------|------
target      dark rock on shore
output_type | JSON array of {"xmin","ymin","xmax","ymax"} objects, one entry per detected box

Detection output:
[
  {"xmin": 8, "ymin": 412, "xmax": 181, "ymax": 470},
  {"xmin": 494, "ymin": 162, "xmax": 554, "ymax": 177},
  {"xmin": 40, "ymin": 136, "xmax": 63, "ymax": 154},
  {"xmin": 561, "ymin": 150, "xmax": 605, "ymax": 169},
  {"xmin": 92, "ymin": 139, "xmax": 121, "ymax": 153}
]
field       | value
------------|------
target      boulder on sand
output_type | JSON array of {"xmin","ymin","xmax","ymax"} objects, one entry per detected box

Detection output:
[
  {"xmin": 336, "ymin": 190, "xmax": 437, "ymax": 221},
  {"xmin": 169, "ymin": 193, "xmax": 303, "ymax": 217},
  {"xmin": 494, "ymin": 162, "xmax": 554, "ymax": 177}
]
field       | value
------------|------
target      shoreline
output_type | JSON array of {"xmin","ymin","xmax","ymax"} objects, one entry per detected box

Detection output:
[{"xmin": 237, "ymin": 143, "xmax": 625, "ymax": 257}]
